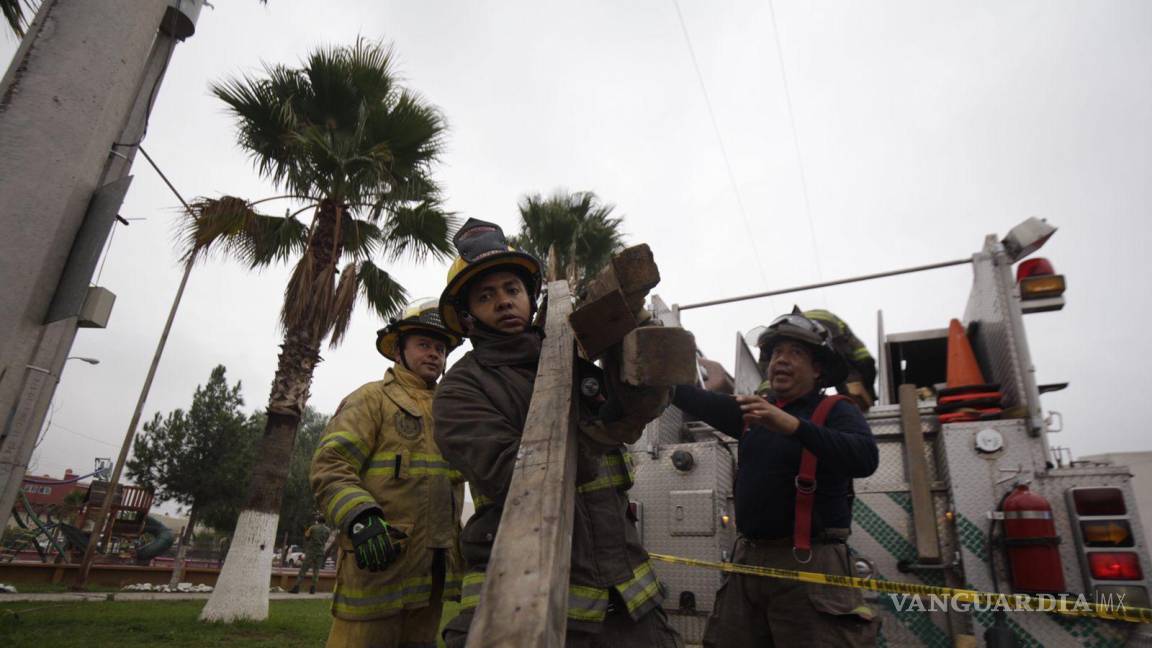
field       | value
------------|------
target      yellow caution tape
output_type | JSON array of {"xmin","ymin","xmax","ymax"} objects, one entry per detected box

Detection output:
[{"xmin": 649, "ymin": 553, "xmax": 1152, "ymax": 624}]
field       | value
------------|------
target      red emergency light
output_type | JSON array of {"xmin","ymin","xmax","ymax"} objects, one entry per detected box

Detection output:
[
  {"xmin": 1016, "ymin": 257, "xmax": 1066, "ymax": 300},
  {"xmin": 1088, "ymin": 552, "xmax": 1143, "ymax": 581}
]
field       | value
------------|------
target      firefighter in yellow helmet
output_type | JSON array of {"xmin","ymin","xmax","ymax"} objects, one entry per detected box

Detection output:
[
  {"xmin": 310, "ymin": 299, "xmax": 465, "ymax": 648},
  {"xmin": 433, "ymin": 218, "xmax": 682, "ymax": 648}
]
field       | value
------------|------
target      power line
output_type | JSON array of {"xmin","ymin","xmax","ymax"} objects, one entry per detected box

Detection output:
[
  {"xmin": 766, "ymin": 0, "xmax": 825, "ymax": 304},
  {"xmin": 671, "ymin": 0, "xmax": 771, "ymax": 289}
]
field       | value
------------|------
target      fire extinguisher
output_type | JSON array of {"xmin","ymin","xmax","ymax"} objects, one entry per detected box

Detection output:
[{"xmin": 999, "ymin": 483, "xmax": 1066, "ymax": 594}]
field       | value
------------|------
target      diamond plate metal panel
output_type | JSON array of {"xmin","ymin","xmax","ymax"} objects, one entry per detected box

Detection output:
[
  {"xmin": 962, "ymin": 250, "xmax": 1027, "ymax": 412},
  {"xmin": 629, "ymin": 440, "xmax": 736, "ymax": 642},
  {"xmin": 670, "ymin": 490, "xmax": 717, "ymax": 536}
]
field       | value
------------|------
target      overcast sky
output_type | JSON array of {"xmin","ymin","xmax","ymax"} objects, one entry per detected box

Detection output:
[{"xmin": 3, "ymin": 1, "xmax": 1150, "ymax": 509}]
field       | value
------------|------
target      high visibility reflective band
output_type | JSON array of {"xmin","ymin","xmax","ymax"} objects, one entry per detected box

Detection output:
[
  {"xmin": 851, "ymin": 347, "xmax": 872, "ymax": 360},
  {"xmin": 616, "ymin": 560, "xmax": 661, "ymax": 616},
  {"xmin": 460, "ymin": 572, "xmax": 485, "ymax": 609},
  {"xmin": 577, "ymin": 452, "xmax": 635, "ymax": 494},
  {"xmin": 332, "ymin": 575, "xmax": 435, "ymax": 618},
  {"xmin": 327, "ymin": 486, "xmax": 376, "ymax": 527},
  {"xmin": 458, "ymin": 569, "xmax": 655, "ymax": 623},
  {"xmin": 567, "ymin": 584, "xmax": 609, "ymax": 621},
  {"xmin": 316, "ymin": 431, "xmax": 370, "ymax": 465},
  {"xmin": 365, "ymin": 452, "xmax": 458, "ymax": 478},
  {"xmin": 443, "ymin": 576, "xmax": 462, "ymax": 600}
]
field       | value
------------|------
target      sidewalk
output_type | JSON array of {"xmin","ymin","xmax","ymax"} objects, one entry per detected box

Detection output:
[{"xmin": 0, "ymin": 591, "xmax": 333, "ymax": 603}]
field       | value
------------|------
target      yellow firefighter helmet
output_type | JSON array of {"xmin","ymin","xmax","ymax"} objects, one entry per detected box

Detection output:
[
  {"xmin": 439, "ymin": 218, "xmax": 542, "ymax": 336},
  {"xmin": 376, "ymin": 298, "xmax": 462, "ymax": 361}
]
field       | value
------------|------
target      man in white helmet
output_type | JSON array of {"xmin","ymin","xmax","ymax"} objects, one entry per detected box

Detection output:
[{"xmin": 311, "ymin": 299, "xmax": 465, "ymax": 648}]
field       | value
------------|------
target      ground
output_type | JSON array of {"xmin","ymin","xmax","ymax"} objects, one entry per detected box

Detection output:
[{"xmin": 0, "ymin": 598, "xmax": 460, "ymax": 647}]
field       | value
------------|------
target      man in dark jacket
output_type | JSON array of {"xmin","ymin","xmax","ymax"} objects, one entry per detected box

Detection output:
[
  {"xmin": 432, "ymin": 218, "xmax": 682, "ymax": 648},
  {"xmin": 675, "ymin": 310, "xmax": 880, "ymax": 647}
]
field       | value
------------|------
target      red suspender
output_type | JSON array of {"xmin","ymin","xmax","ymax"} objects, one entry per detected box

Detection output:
[{"xmin": 792, "ymin": 395, "xmax": 854, "ymax": 563}]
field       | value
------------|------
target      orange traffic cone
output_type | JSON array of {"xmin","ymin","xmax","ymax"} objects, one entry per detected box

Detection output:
[
  {"xmin": 945, "ymin": 319, "xmax": 986, "ymax": 388},
  {"xmin": 936, "ymin": 318, "xmax": 1003, "ymax": 422}
]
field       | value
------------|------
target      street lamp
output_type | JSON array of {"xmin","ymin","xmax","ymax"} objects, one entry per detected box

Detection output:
[{"xmin": 67, "ymin": 356, "xmax": 100, "ymax": 365}]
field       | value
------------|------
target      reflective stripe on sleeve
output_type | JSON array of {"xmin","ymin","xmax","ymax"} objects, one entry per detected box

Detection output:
[
  {"xmin": 327, "ymin": 486, "xmax": 377, "ymax": 528},
  {"xmin": 616, "ymin": 560, "xmax": 663, "ymax": 619},
  {"xmin": 315, "ymin": 431, "xmax": 370, "ymax": 465}
]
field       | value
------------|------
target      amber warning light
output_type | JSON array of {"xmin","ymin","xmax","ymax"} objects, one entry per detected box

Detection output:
[{"xmin": 1016, "ymin": 258, "xmax": 1066, "ymax": 300}]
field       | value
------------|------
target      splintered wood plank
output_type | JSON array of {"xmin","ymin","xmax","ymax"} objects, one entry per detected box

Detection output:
[{"xmin": 467, "ymin": 280, "xmax": 577, "ymax": 648}]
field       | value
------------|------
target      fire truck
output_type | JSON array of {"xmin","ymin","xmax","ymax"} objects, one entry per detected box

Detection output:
[{"xmin": 628, "ymin": 218, "xmax": 1152, "ymax": 646}]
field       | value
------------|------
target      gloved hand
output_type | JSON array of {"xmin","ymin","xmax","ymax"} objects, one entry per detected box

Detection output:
[{"xmin": 349, "ymin": 510, "xmax": 408, "ymax": 572}]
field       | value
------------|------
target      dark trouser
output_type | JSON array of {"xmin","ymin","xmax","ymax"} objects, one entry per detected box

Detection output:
[
  {"xmin": 293, "ymin": 553, "xmax": 324, "ymax": 591},
  {"xmin": 443, "ymin": 598, "xmax": 683, "ymax": 648},
  {"xmin": 702, "ymin": 535, "xmax": 879, "ymax": 648}
]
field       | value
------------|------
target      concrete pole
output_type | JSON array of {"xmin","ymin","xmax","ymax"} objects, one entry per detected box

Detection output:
[{"xmin": 0, "ymin": 0, "xmax": 202, "ymax": 533}]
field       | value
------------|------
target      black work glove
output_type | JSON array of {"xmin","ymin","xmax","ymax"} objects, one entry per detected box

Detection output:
[{"xmin": 349, "ymin": 510, "xmax": 408, "ymax": 572}]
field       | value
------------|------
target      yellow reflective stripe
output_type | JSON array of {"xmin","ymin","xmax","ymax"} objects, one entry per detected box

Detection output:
[
  {"xmin": 460, "ymin": 572, "xmax": 485, "ymax": 609},
  {"xmin": 459, "ymin": 572, "xmax": 612, "ymax": 623},
  {"xmin": 576, "ymin": 451, "xmax": 634, "ymax": 493},
  {"xmin": 316, "ymin": 431, "xmax": 370, "ymax": 465},
  {"xmin": 568, "ymin": 584, "xmax": 610, "ymax": 622},
  {"xmin": 327, "ymin": 486, "xmax": 376, "ymax": 527},
  {"xmin": 617, "ymin": 561, "xmax": 661, "ymax": 615},
  {"xmin": 364, "ymin": 452, "xmax": 458, "ymax": 478},
  {"xmin": 409, "ymin": 453, "xmax": 456, "ymax": 477},
  {"xmin": 851, "ymin": 347, "xmax": 872, "ymax": 360},
  {"xmin": 332, "ymin": 575, "xmax": 435, "ymax": 618},
  {"xmin": 364, "ymin": 452, "xmax": 399, "ymax": 477}
]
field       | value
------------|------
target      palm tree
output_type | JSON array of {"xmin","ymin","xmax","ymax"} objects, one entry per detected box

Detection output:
[
  {"xmin": 2, "ymin": 0, "xmax": 35, "ymax": 37},
  {"xmin": 510, "ymin": 190, "xmax": 626, "ymax": 294},
  {"xmin": 195, "ymin": 40, "xmax": 455, "ymax": 623}
]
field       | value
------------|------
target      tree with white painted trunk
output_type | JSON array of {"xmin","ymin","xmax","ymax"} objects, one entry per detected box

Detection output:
[{"xmin": 192, "ymin": 40, "xmax": 454, "ymax": 622}]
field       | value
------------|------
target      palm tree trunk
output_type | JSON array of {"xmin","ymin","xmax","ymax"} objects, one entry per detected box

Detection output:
[
  {"xmin": 168, "ymin": 504, "xmax": 197, "ymax": 589},
  {"xmin": 200, "ymin": 201, "xmax": 339, "ymax": 623}
]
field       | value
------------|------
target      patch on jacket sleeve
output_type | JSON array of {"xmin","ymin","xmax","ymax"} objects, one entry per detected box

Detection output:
[{"xmin": 395, "ymin": 411, "xmax": 423, "ymax": 440}]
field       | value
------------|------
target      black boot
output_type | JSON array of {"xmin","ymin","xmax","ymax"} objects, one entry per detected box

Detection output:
[
  {"xmin": 289, "ymin": 585, "xmax": 299, "ymax": 594},
  {"xmin": 309, "ymin": 585, "xmax": 316, "ymax": 594}
]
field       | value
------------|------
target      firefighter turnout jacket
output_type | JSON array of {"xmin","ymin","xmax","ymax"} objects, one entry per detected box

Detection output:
[
  {"xmin": 433, "ymin": 327, "xmax": 664, "ymax": 632},
  {"xmin": 310, "ymin": 364, "xmax": 465, "ymax": 621}
]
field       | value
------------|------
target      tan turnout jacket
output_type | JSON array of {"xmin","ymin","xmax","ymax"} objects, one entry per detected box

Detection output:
[{"xmin": 311, "ymin": 364, "xmax": 464, "ymax": 621}]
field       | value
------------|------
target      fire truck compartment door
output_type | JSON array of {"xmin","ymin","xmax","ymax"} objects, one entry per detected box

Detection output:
[{"xmin": 670, "ymin": 489, "xmax": 716, "ymax": 536}]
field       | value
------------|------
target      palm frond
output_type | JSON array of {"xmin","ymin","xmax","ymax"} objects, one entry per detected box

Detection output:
[
  {"xmin": 282, "ymin": 252, "xmax": 338, "ymax": 339},
  {"xmin": 183, "ymin": 196, "xmax": 309, "ymax": 268},
  {"xmin": 379, "ymin": 201, "xmax": 458, "ymax": 263},
  {"xmin": 2, "ymin": 0, "xmax": 36, "ymax": 37},
  {"xmin": 340, "ymin": 215, "xmax": 385, "ymax": 261},
  {"xmin": 357, "ymin": 260, "xmax": 407, "ymax": 321},
  {"xmin": 326, "ymin": 261, "xmax": 361, "ymax": 348}
]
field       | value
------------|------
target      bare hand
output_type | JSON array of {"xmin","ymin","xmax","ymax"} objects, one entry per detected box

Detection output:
[{"xmin": 735, "ymin": 395, "xmax": 800, "ymax": 435}]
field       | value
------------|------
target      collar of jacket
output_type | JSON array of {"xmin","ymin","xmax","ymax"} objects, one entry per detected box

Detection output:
[
  {"xmin": 773, "ymin": 389, "xmax": 823, "ymax": 411},
  {"xmin": 384, "ymin": 364, "xmax": 433, "ymax": 417},
  {"xmin": 468, "ymin": 326, "xmax": 543, "ymax": 367}
]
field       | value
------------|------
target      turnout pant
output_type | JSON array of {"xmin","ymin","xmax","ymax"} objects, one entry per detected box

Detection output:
[
  {"xmin": 443, "ymin": 596, "xmax": 683, "ymax": 648},
  {"xmin": 702, "ymin": 534, "xmax": 879, "ymax": 648},
  {"xmin": 325, "ymin": 550, "xmax": 446, "ymax": 648}
]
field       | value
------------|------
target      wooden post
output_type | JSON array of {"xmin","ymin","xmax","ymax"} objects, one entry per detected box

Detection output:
[
  {"xmin": 466, "ymin": 280, "xmax": 578, "ymax": 648},
  {"xmin": 898, "ymin": 384, "xmax": 942, "ymax": 563}
]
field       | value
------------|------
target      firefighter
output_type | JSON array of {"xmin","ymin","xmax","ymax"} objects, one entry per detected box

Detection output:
[
  {"xmin": 804, "ymin": 309, "xmax": 878, "ymax": 410},
  {"xmin": 290, "ymin": 514, "xmax": 331, "ymax": 594},
  {"xmin": 674, "ymin": 310, "xmax": 880, "ymax": 647},
  {"xmin": 310, "ymin": 299, "xmax": 465, "ymax": 648},
  {"xmin": 432, "ymin": 218, "xmax": 683, "ymax": 648}
]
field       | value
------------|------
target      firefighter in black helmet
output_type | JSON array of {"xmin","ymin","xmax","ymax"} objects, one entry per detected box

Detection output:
[{"xmin": 674, "ymin": 309, "xmax": 880, "ymax": 647}]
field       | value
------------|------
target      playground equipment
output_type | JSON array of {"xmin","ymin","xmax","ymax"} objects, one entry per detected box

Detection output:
[{"xmin": 3, "ymin": 463, "xmax": 174, "ymax": 564}]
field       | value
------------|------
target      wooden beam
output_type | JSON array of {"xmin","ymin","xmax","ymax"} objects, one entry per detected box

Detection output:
[
  {"xmin": 898, "ymin": 384, "xmax": 942, "ymax": 563},
  {"xmin": 569, "ymin": 289, "xmax": 638, "ymax": 359},
  {"xmin": 467, "ymin": 280, "xmax": 577, "ymax": 648},
  {"xmin": 620, "ymin": 326, "xmax": 698, "ymax": 386}
]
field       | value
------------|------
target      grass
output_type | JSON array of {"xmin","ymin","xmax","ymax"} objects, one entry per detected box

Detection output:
[{"xmin": 0, "ymin": 599, "xmax": 461, "ymax": 647}]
